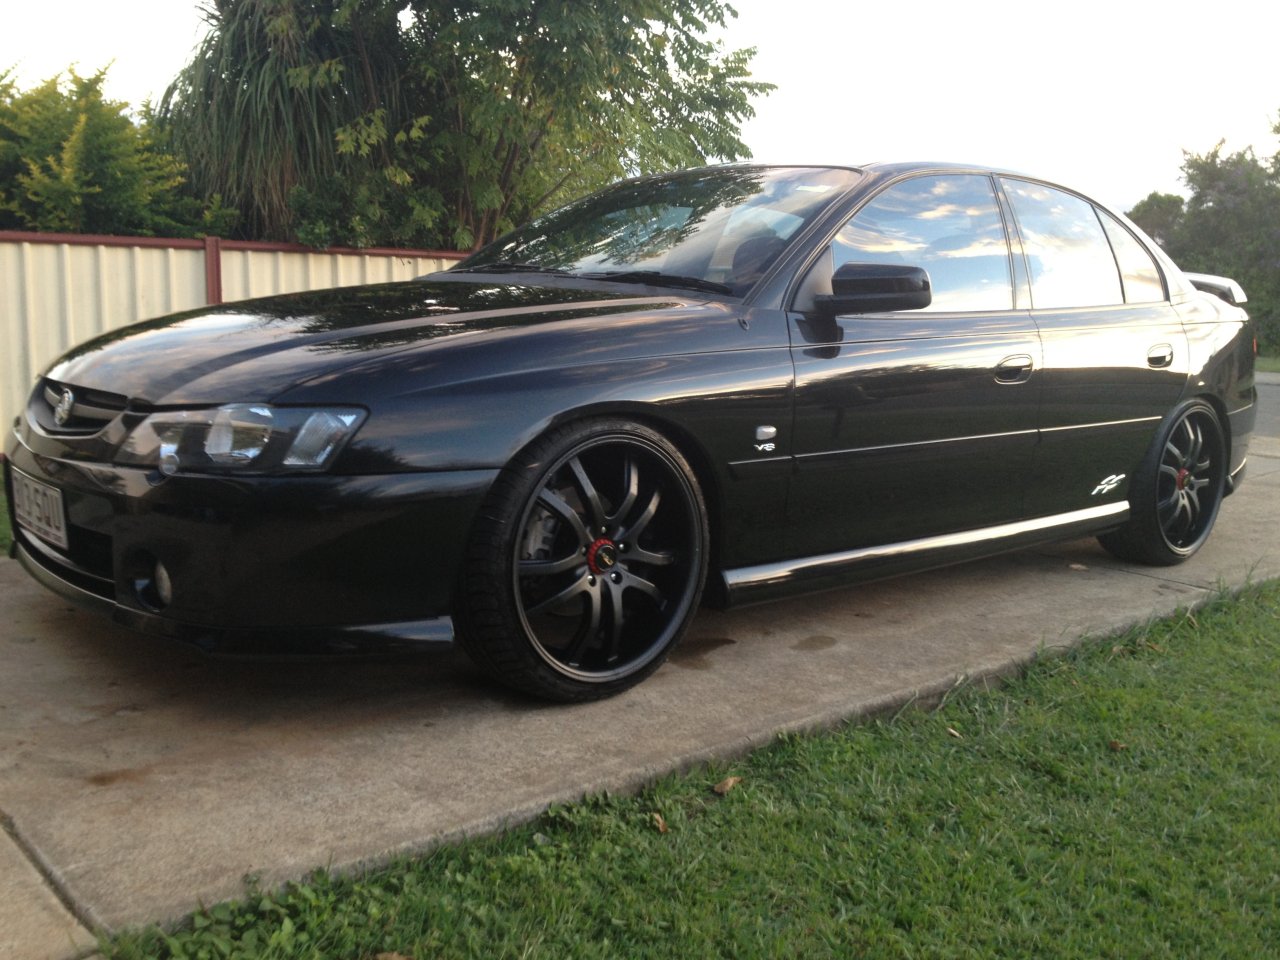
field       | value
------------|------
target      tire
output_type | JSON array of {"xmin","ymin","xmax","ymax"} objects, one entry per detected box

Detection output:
[
  {"xmin": 1097, "ymin": 399, "xmax": 1226, "ymax": 566},
  {"xmin": 457, "ymin": 419, "xmax": 709, "ymax": 701}
]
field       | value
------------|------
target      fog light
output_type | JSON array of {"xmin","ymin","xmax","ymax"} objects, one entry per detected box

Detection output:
[
  {"xmin": 134, "ymin": 558, "xmax": 174, "ymax": 611},
  {"xmin": 154, "ymin": 562, "xmax": 173, "ymax": 606}
]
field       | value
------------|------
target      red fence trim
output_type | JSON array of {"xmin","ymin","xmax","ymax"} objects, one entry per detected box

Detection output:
[{"xmin": 0, "ymin": 229, "xmax": 467, "ymax": 261}]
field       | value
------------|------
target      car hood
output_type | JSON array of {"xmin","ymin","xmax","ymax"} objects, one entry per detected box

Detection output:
[{"xmin": 44, "ymin": 279, "xmax": 690, "ymax": 405}]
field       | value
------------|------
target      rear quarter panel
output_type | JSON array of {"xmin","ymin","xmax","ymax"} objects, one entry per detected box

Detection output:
[{"xmin": 1176, "ymin": 293, "xmax": 1256, "ymax": 476}]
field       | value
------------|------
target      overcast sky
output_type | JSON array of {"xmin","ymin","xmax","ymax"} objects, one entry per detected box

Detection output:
[{"xmin": 4, "ymin": 0, "xmax": 1276, "ymax": 213}]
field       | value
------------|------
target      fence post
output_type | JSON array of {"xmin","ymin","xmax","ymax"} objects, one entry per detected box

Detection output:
[{"xmin": 203, "ymin": 235, "xmax": 223, "ymax": 305}]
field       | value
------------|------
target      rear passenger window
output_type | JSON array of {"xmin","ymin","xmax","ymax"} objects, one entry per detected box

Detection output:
[
  {"xmin": 1002, "ymin": 179, "xmax": 1122, "ymax": 309},
  {"xmin": 1099, "ymin": 211, "xmax": 1165, "ymax": 303},
  {"xmin": 831, "ymin": 174, "xmax": 1013, "ymax": 312}
]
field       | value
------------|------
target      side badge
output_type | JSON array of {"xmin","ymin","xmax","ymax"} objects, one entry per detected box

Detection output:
[
  {"xmin": 1091, "ymin": 473, "xmax": 1125, "ymax": 496},
  {"xmin": 755, "ymin": 425, "xmax": 777, "ymax": 453}
]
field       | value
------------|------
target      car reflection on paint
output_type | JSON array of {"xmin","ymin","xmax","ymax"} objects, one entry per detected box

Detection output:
[{"xmin": 4, "ymin": 162, "xmax": 1257, "ymax": 700}]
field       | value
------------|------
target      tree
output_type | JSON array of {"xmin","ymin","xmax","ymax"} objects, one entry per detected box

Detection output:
[
  {"xmin": 404, "ymin": 0, "xmax": 773, "ymax": 249},
  {"xmin": 1126, "ymin": 191, "xmax": 1184, "ymax": 249},
  {"xmin": 0, "ymin": 68, "xmax": 230, "ymax": 236},
  {"xmin": 159, "ymin": 0, "xmax": 772, "ymax": 249},
  {"xmin": 1128, "ymin": 139, "xmax": 1280, "ymax": 353},
  {"xmin": 159, "ymin": 0, "xmax": 408, "ymax": 243}
]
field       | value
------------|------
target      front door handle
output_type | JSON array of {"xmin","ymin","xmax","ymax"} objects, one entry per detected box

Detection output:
[
  {"xmin": 1147, "ymin": 343, "xmax": 1174, "ymax": 368},
  {"xmin": 995, "ymin": 354, "xmax": 1034, "ymax": 384}
]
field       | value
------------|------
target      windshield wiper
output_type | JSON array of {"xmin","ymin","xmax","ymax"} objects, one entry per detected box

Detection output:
[
  {"xmin": 579, "ymin": 270, "xmax": 734, "ymax": 296},
  {"xmin": 453, "ymin": 260, "xmax": 576, "ymax": 277}
]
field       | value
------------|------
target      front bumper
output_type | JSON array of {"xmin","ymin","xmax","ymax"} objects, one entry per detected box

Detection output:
[{"xmin": 4, "ymin": 436, "xmax": 497, "ymax": 653}]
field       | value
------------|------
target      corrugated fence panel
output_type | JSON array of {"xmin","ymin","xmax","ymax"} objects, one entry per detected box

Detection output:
[
  {"xmin": 1, "ymin": 241, "xmax": 208, "ymax": 437},
  {"xmin": 1, "ymin": 233, "xmax": 463, "ymax": 438},
  {"xmin": 1, "ymin": 243, "xmax": 29, "ymax": 438}
]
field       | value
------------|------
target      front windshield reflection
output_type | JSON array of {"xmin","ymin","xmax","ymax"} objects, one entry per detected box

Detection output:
[{"xmin": 460, "ymin": 166, "xmax": 860, "ymax": 296}]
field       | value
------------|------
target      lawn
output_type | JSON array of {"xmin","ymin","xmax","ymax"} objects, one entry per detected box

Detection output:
[
  {"xmin": 107, "ymin": 581, "xmax": 1280, "ymax": 959},
  {"xmin": 1257, "ymin": 353, "xmax": 1280, "ymax": 374}
]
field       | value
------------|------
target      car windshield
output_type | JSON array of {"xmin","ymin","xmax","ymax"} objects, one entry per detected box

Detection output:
[{"xmin": 457, "ymin": 166, "xmax": 861, "ymax": 296}]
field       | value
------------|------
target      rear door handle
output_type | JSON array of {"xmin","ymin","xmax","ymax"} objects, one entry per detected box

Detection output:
[
  {"xmin": 1147, "ymin": 343, "xmax": 1174, "ymax": 368},
  {"xmin": 995, "ymin": 354, "xmax": 1034, "ymax": 384}
]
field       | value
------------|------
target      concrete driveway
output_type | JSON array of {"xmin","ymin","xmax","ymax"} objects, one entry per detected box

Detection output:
[{"xmin": 5, "ymin": 376, "xmax": 1279, "ymax": 960}]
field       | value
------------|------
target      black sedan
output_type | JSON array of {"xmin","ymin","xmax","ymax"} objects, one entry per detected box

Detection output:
[{"xmin": 4, "ymin": 163, "xmax": 1257, "ymax": 700}]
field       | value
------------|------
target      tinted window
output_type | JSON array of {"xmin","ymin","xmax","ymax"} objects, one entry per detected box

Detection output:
[
  {"xmin": 1002, "ymin": 179, "xmax": 1122, "ymax": 309},
  {"xmin": 1100, "ymin": 211, "xmax": 1164, "ymax": 303},
  {"xmin": 832, "ymin": 174, "xmax": 1012, "ymax": 312}
]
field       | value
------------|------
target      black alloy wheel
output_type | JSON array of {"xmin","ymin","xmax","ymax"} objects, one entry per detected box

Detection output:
[
  {"xmin": 459, "ymin": 419, "xmax": 708, "ymax": 701},
  {"xmin": 1098, "ymin": 399, "xmax": 1226, "ymax": 566}
]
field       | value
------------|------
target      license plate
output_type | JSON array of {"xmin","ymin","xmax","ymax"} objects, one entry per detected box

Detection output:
[{"xmin": 11, "ymin": 469, "xmax": 70, "ymax": 550}]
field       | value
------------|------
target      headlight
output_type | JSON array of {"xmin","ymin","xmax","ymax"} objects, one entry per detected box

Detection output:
[{"xmin": 116, "ymin": 404, "xmax": 367, "ymax": 475}]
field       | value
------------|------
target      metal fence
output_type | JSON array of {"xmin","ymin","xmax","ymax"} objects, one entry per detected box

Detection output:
[{"xmin": 1, "ymin": 230, "xmax": 465, "ymax": 435}]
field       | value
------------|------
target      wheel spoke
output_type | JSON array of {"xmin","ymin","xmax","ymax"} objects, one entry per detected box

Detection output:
[
  {"xmin": 536, "ymin": 488, "xmax": 590, "ymax": 546},
  {"xmin": 1185, "ymin": 487, "xmax": 1201, "ymax": 521},
  {"xmin": 1184, "ymin": 421, "xmax": 1203, "ymax": 467},
  {"xmin": 606, "ymin": 456, "xmax": 640, "ymax": 528},
  {"xmin": 624, "ymin": 571, "xmax": 663, "ymax": 604},
  {"xmin": 603, "ymin": 583, "xmax": 625, "ymax": 662},
  {"xmin": 567, "ymin": 456, "xmax": 606, "ymax": 530},
  {"xmin": 526, "ymin": 573, "xmax": 592, "ymax": 617},
  {"xmin": 618, "ymin": 488, "xmax": 661, "ymax": 543},
  {"xmin": 626, "ymin": 546, "xmax": 674, "ymax": 566},
  {"xmin": 563, "ymin": 585, "xmax": 603, "ymax": 665},
  {"xmin": 519, "ymin": 553, "xmax": 585, "ymax": 577}
]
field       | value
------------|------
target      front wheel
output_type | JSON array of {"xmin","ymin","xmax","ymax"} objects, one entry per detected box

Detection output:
[
  {"xmin": 458, "ymin": 419, "xmax": 709, "ymax": 701},
  {"xmin": 1098, "ymin": 399, "xmax": 1226, "ymax": 566}
]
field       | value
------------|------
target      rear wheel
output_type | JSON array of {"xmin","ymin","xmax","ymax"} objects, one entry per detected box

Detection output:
[
  {"xmin": 1098, "ymin": 399, "xmax": 1226, "ymax": 566},
  {"xmin": 458, "ymin": 419, "xmax": 708, "ymax": 701}
]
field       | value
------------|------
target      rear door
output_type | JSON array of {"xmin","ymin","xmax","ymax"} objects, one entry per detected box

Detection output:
[
  {"xmin": 997, "ymin": 178, "xmax": 1188, "ymax": 517},
  {"xmin": 786, "ymin": 173, "xmax": 1041, "ymax": 556}
]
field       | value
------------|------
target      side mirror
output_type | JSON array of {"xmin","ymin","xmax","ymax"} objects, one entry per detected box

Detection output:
[{"xmin": 814, "ymin": 262, "xmax": 932, "ymax": 316}]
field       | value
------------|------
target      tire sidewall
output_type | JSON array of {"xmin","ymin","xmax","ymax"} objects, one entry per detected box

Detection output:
[
  {"xmin": 1131, "ymin": 398, "xmax": 1226, "ymax": 562},
  {"xmin": 460, "ymin": 418, "xmax": 709, "ymax": 700}
]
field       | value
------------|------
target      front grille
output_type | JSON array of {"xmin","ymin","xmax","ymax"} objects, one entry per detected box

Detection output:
[{"xmin": 33, "ymin": 378, "xmax": 128, "ymax": 435}]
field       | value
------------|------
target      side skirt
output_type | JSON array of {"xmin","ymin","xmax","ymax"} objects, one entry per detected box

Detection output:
[{"xmin": 721, "ymin": 502, "xmax": 1128, "ymax": 607}]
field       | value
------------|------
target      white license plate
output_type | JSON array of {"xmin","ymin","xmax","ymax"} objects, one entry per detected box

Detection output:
[{"xmin": 11, "ymin": 469, "xmax": 70, "ymax": 550}]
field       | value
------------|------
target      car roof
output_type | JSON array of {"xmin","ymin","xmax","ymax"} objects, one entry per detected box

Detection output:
[{"xmin": 860, "ymin": 160, "xmax": 1037, "ymax": 179}]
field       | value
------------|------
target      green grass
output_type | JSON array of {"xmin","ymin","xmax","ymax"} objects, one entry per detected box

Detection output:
[
  {"xmin": 107, "ymin": 582, "xmax": 1280, "ymax": 959},
  {"xmin": 1257, "ymin": 353, "xmax": 1280, "ymax": 374}
]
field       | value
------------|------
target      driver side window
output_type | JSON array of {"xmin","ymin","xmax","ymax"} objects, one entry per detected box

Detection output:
[{"xmin": 798, "ymin": 174, "xmax": 1014, "ymax": 313}]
